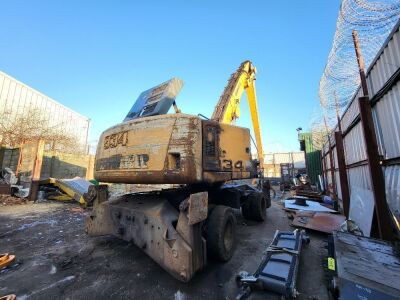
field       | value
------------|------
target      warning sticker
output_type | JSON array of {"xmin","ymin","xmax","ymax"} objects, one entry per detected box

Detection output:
[{"xmin": 328, "ymin": 257, "xmax": 335, "ymax": 271}]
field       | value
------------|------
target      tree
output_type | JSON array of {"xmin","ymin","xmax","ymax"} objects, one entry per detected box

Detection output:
[{"xmin": 0, "ymin": 109, "xmax": 77, "ymax": 174}]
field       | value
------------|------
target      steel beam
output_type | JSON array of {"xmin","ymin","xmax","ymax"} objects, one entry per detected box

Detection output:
[
  {"xmin": 358, "ymin": 96, "xmax": 394, "ymax": 240},
  {"xmin": 334, "ymin": 131, "xmax": 350, "ymax": 218},
  {"xmin": 321, "ymin": 151, "xmax": 328, "ymax": 191},
  {"xmin": 328, "ymin": 140, "xmax": 336, "ymax": 198},
  {"xmin": 324, "ymin": 117, "xmax": 336, "ymax": 197},
  {"xmin": 352, "ymin": 30, "xmax": 369, "ymax": 96},
  {"xmin": 32, "ymin": 139, "xmax": 45, "ymax": 180}
]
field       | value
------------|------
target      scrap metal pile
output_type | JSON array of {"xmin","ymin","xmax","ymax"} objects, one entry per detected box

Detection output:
[
  {"xmin": 284, "ymin": 194, "xmax": 347, "ymax": 235},
  {"xmin": 37, "ymin": 177, "xmax": 94, "ymax": 206}
]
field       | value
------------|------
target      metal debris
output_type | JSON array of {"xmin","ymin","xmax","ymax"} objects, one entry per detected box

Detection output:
[
  {"xmin": 0, "ymin": 253, "xmax": 15, "ymax": 269},
  {"xmin": 237, "ymin": 230, "xmax": 309, "ymax": 299},
  {"xmin": 330, "ymin": 231, "xmax": 400, "ymax": 299},
  {"xmin": 292, "ymin": 212, "xmax": 346, "ymax": 234}
]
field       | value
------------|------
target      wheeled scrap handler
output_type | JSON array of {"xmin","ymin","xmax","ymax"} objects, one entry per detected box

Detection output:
[{"xmin": 86, "ymin": 61, "xmax": 271, "ymax": 282}]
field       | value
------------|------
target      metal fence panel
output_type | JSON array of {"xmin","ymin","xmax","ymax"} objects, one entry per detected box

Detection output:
[
  {"xmin": 320, "ymin": 16, "xmax": 400, "ymax": 236},
  {"xmin": 335, "ymin": 170, "xmax": 342, "ymax": 200},
  {"xmin": 385, "ymin": 165, "xmax": 400, "ymax": 226},
  {"xmin": 374, "ymin": 81, "xmax": 400, "ymax": 160},
  {"xmin": 343, "ymin": 122, "xmax": 367, "ymax": 165},
  {"xmin": 341, "ymin": 95, "xmax": 360, "ymax": 132},
  {"xmin": 348, "ymin": 166, "xmax": 374, "ymax": 237},
  {"xmin": 333, "ymin": 146, "xmax": 338, "ymax": 169},
  {"xmin": 369, "ymin": 29, "xmax": 400, "ymax": 96}
]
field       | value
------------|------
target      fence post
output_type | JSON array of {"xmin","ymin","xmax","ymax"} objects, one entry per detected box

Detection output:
[
  {"xmin": 321, "ymin": 151, "xmax": 327, "ymax": 191},
  {"xmin": 328, "ymin": 139, "xmax": 336, "ymax": 197},
  {"xmin": 324, "ymin": 118, "xmax": 336, "ymax": 197},
  {"xmin": 358, "ymin": 97, "xmax": 394, "ymax": 240},
  {"xmin": 334, "ymin": 131, "xmax": 350, "ymax": 218},
  {"xmin": 32, "ymin": 139, "xmax": 45, "ymax": 180},
  {"xmin": 353, "ymin": 30, "xmax": 394, "ymax": 240}
]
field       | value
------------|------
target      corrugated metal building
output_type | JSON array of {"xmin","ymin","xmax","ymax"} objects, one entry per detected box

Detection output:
[
  {"xmin": 264, "ymin": 151, "xmax": 306, "ymax": 179},
  {"xmin": 0, "ymin": 71, "xmax": 92, "ymax": 178},
  {"xmin": 321, "ymin": 20, "xmax": 400, "ymax": 236},
  {"xmin": 0, "ymin": 71, "xmax": 90, "ymax": 150}
]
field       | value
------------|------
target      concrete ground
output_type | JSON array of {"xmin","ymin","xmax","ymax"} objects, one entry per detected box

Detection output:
[{"xmin": 0, "ymin": 193, "xmax": 330, "ymax": 300}]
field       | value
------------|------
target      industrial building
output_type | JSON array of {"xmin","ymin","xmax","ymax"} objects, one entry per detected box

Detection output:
[
  {"xmin": 0, "ymin": 71, "xmax": 93, "ymax": 179},
  {"xmin": 263, "ymin": 151, "xmax": 306, "ymax": 180}
]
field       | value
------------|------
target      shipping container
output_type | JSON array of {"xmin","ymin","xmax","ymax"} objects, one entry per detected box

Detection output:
[{"xmin": 299, "ymin": 132, "xmax": 322, "ymax": 185}]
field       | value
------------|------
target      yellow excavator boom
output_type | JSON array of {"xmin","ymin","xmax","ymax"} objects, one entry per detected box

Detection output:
[{"xmin": 211, "ymin": 60, "xmax": 265, "ymax": 166}]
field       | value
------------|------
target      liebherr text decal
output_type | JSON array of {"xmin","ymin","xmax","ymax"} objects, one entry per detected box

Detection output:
[{"xmin": 96, "ymin": 154, "xmax": 149, "ymax": 170}]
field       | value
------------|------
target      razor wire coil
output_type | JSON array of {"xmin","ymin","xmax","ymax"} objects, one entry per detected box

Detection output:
[{"xmin": 318, "ymin": 0, "xmax": 400, "ymax": 121}]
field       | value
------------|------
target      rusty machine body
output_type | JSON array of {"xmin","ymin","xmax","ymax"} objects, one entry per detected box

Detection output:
[{"xmin": 86, "ymin": 61, "xmax": 270, "ymax": 282}]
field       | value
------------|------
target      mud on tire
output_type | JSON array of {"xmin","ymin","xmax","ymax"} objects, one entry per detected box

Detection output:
[
  {"xmin": 205, "ymin": 205, "xmax": 236, "ymax": 262},
  {"xmin": 242, "ymin": 192, "xmax": 267, "ymax": 222}
]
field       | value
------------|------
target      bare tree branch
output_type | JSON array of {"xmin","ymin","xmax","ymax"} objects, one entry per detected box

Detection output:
[{"xmin": 0, "ymin": 109, "xmax": 80, "ymax": 152}]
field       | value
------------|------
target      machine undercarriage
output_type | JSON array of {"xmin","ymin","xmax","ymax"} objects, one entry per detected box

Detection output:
[{"xmin": 86, "ymin": 182, "xmax": 271, "ymax": 282}]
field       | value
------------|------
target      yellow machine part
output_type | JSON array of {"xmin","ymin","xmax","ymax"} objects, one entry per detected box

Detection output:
[
  {"xmin": 40, "ymin": 178, "xmax": 87, "ymax": 206},
  {"xmin": 218, "ymin": 123, "xmax": 252, "ymax": 178},
  {"xmin": 0, "ymin": 253, "xmax": 15, "ymax": 269},
  {"xmin": 53, "ymin": 181, "xmax": 87, "ymax": 205},
  {"xmin": 211, "ymin": 60, "xmax": 265, "ymax": 166}
]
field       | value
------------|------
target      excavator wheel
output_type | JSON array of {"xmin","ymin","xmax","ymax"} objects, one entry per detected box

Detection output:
[
  {"xmin": 242, "ymin": 192, "xmax": 267, "ymax": 222},
  {"xmin": 205, "ymin": 205, "xmax": 236, "ymax": 261}
]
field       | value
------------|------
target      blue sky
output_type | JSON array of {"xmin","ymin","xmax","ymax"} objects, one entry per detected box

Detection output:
[{"xmin": 0, "ymin": 0, "xmax": 340, "ymax": 153}]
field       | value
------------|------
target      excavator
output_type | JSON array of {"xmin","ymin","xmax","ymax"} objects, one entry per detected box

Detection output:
[{"xmin": 85, "ymin": 60, "xmax": 270, "ymax": 282}]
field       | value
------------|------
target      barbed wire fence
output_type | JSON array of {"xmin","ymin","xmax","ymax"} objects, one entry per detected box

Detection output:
[{"xmin": 311, "ymin": 0, "xmax": 400, "ymax": 148}]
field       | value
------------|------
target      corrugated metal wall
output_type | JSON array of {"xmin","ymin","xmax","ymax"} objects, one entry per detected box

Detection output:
[
  {"xmin": 263, "ymin": 151, "xmax": 305, "ymax": 178},
  {"xmin": 0, "ymin": 71, "xmax": 90, "ymax": 151},
  {"xmin": 321, "ymin": 21, "xmax": 400, "ymax": 236},
  {"xmin": 374, "ymin": 81, "xmax": 400, "ymax": 159}
]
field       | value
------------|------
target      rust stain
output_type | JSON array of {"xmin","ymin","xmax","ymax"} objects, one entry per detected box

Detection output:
[{"xmin": 94, "ymin": 114, "xmax": 257, "ymax": 185}]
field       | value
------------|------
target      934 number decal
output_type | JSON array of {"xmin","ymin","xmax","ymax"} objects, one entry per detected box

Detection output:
[{"xmin": 104, "ymin": 131, "xmax": 128, "ymax": 149}]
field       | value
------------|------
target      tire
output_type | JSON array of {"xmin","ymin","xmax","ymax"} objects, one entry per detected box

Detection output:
[
  {"xmin": 242, "ymin": 192, "xmax": 267, "ymax": 222},
  {"xmin": 205, "ymin": 205, "xmax": 236, "ymax": 262}
]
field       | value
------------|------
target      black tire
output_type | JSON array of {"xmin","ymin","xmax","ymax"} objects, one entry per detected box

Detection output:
[
  {"xmin": 205, "ymin": 205, "xmax": 236, "ymax": 262},
  {"xmin": 242, "ymin": 192, "xmax": 267, "ymax": 222}
]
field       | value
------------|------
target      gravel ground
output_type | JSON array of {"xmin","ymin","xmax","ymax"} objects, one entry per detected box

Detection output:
[{"xmin": 0, "ymin": 192, "xmax": 330, "ymax": 300}]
